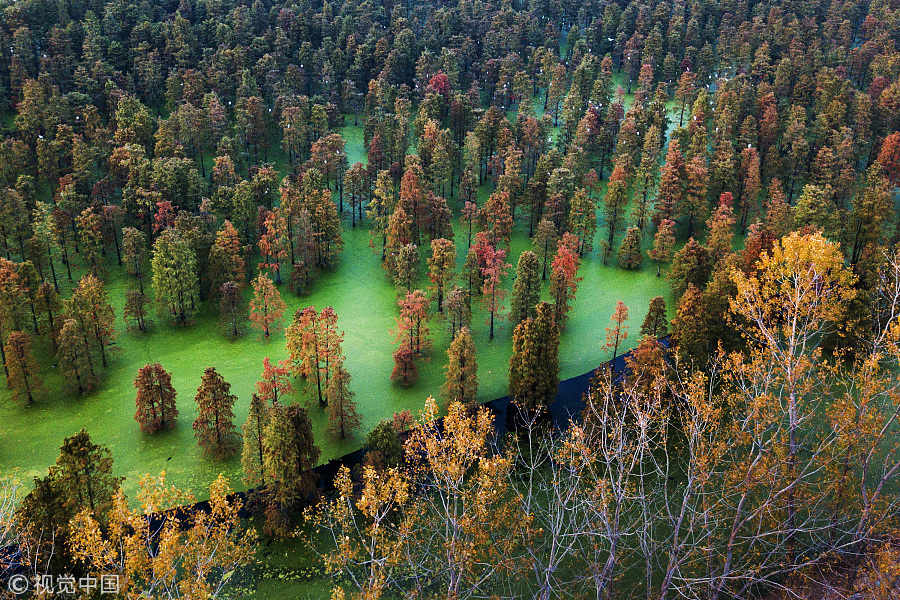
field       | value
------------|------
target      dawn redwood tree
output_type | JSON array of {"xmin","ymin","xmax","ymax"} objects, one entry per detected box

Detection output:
[
  {"xmin": 602, "ymin": 166, "xmax": 629, "ymax": 264},
  {"xmin": 532, "ymin": 218, "xmax": 558, "ymax": 281},
  {"xmin": 442, "ymin": 326, "xmax": 478, "ymax": 407},
  {"xmin": 193, "ymin": 367, "xmax": 239, "ymax": 458},
  {"xmin": 121, "ymin": 227, "xmax": 148, "ymax": 294},
  {"xmin": 4, "ymin": 331, "xmax": 41, "ymax": 405},
  {"xmin": 605, "ymin": 301, "xmax": 629, "ymax": 362},
  {"xmin": 510, "ymin": 250, "xmax": 541, "ymax": 327},
  {"xmin": 325, "ymin": 359, "xmax": 361, "ymax": 439},
  {"xmin": 668, "ymin": 237, "xmax": 711, "ymax": 299},
  {"xmin": 262, "ymin": 403, "xmax": 320, "ymax": 533},
  {"xmin": 617, "ymin": 227, "xmax": 643, "ymax": 269},
  {"xmin": 475, "ymin": 233, "xmax": 511, "ymax": 340},
  {"xmin": 392, "ymin": 290, "xmax": 430, "ymax": 386},
  {"xmin": 242, "ymin": 393, "xmax": 270, "ymax": 488},
  {"xmin": 134, "ymin": 363, "xmax": 178, "ymax": 434},
  {"xmin": 509, "ymin": 302, "xmax": 560, "ymax": 416},
  {"xmin": 249, "ymin": 274, "xmax": 286, "ymax": 339},
  {"xmin": 286, "ymin": 306, "xmax": 344, "ymax": 407},
  {"xmin": 123, "ymin": 289, "xmax": 150, "ymax": 332},
  {"xmin": 151, "ymin": 228, "xmax": 198, "ymax": 325},
  {"xmin": 258, "ymin": 210, "xmax": 288, "ymax": 285},
  {"xmin": 57, "ymin": 318, "xmax": 97, "ymax": 395},
  {"xmin": 394, "ymin": 243, "xmax": 419, "ymax": 292},
  {"xmin": 208, "ymin": 220, "xmax": 245, "ymax": 301},
  {"xmin": 444, "ymin": 287, "xmax": 471, "ymax": 340},
  {"xmin": 35, "ymin": 281, "xmax": 61, "ymax": 343},
  {"xmin": 640, "ymin": 296, "xmax": 668, "ymax": 338},
  {"xmin": 427, "ymin": 238, "xmax": 456, "ymax": 312},
  {"xmin": 549, "ymin": 235, "xmax": 581, "ymax": 329},
  {"xmin": 215, "ymin": 281, "xmax": 244, "ymax": 338},
  {"xmin": 648, "ymin": 219, "xmax": 676, "ymax": 277},
  {"xmin": 66, "ymin": 274, "xmax": 115, "ymax": 369},
  {"xmin": 256, "ymin": 357, "xmax": 294, "ymax": 406}
]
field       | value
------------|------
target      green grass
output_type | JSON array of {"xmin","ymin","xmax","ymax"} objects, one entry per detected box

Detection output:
[{"xmin": 0, "ymin": 116, "xmax": 672, "ymax": 500}]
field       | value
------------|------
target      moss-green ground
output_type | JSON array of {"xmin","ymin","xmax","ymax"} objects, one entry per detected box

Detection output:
[{"xmin": 0, "ymin": 98, "xmax": 673, "ymax": 499}]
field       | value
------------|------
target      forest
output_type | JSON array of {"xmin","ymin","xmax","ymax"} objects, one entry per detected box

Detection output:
[{"xmin": 0, "ymin": 0, "xmax": 899, "ymax": 597}]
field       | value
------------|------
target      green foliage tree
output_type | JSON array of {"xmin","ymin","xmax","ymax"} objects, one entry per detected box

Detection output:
[
  {"xmin": 193, "ymin": 367, "xmax": 238, "ymax": 458},
  {"xmin": 442, "ymin": 327, "xmax": 478, "ymax": 407},
  {"xmin": 151, "ymin": 228, "xmax": 198, "ymax": 325},
  {"xmin": 134, "ymin": 362, "xmax": 178, "ymax": 434},
  {"xmin": 509, "ymin": 302, "xmax": 560, "ymax": 415}
]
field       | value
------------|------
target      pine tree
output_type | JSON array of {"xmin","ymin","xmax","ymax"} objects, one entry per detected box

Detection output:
[
  {"xmin": 427, "ymin": 238, "xmax": 456, "ymax": 312},
  {"xmin": 193, "ymin": 367, "xmax": 238, "ymax": 458},
  {"xmin": 241, "ymin": 393, "xmax": 270, "ymax": 488},
  {"xmin": 640, "ymin": 296, "xmax": 668, "ymax": 338},
  {"xmin": 325, "ymin": 359, "xmax": 361, "ymax": 439},
  {"xmin": 249, "ymin": 273, "xmax": 286, "ymax": 339},
  {"xmin": 134, "ymin": 362, "xmax": 178, "ymax": 434},
  {"xmin": 219, "ymin": 281, "xmax": 245, "ymax": 338},
  {"xmin": 617, "ymin": 227, "xmax": 643, "ymax": 269},
  {"xmin": 442, "ymin": 326, "xmax": 478, "ymax": 407},
  {"xmin": 509, "ymin": 302, "xmax": 560, "ymax": 415},
  {"xmin": 4, "ymin": 330, "xmax": 41, "ymax": 405},
  {"xmin": 509, "ymin": 250, "xmax": 541, "ymax": 327}
]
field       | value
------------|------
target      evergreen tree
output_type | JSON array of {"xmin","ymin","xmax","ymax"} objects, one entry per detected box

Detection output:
[
  {"xmin": 193, "ymin": 367, "xmax": 239, "ymax": 458},
  {"xmin": 509, "ymin": 302, "xmax": 560, "ymax": 415},
  {"xmin": 509, "ymin": 250, "xmax": 541, "ymax": 327},
  {"xmin": 442, "ymin": 326, "xmax": 478, "ymax": 407},
  {"xmin": 134, "ymin": 362, "xmax": 178, "ymax": 434},
  {"xmin": 325, "ymin": 359, "xmax": 361, "ymax": 439}
]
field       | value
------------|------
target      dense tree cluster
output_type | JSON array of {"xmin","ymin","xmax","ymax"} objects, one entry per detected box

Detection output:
[{"xmin": 1, "ymin": 0, "xmax": 899, "ymax": 594}]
